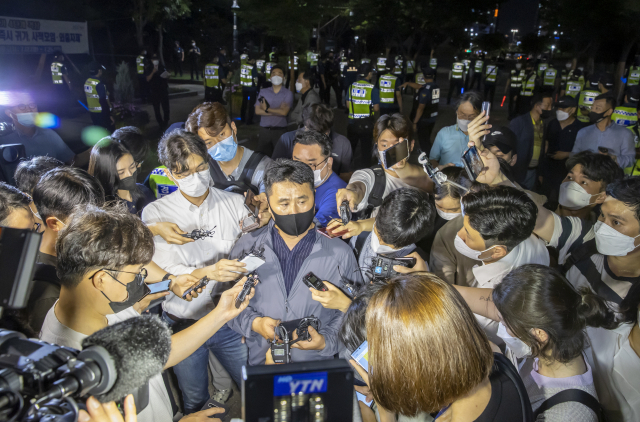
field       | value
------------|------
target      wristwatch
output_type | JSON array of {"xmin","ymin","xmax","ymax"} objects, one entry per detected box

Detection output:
[{"xmin": 162, "ymin": 273, "xmax": 173, "ymax": 289}]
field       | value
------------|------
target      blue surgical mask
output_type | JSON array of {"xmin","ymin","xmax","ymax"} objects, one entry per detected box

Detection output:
[
  {"xmin": 16, "ymin": 112, "xmax": 37, "ymax": 127},
  {"xmin": 208, "ymin": 134, "xmax": 238, "ymax": 162}
]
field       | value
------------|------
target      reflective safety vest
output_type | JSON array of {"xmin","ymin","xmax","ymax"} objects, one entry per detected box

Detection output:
[
  {"xmin": 240, "ymin": 64, "xmax": 253, "ymax": 87},
  {"xmin": 148, "ymin": 166, "xmax": 178, "ymax": 198},
  {"xmin": 269, "ymin": 52, "xmax": 276, "ymax": 61},
  {"xmin": 307, "ymin": 52, "xmax": 318, "ymax": 66},
  {"xmin": 451, "ymin": 62, "xmax": 464, "ymax": 79},
  {"xmin": 340, "ymin": 58, "xmax": 349, "ymax": 73},
  {"xmin": 84, "ymin": 78, "xmax": 107, "ymax": 113},
  {"xmin": 510, "ymin": 69, "xmax": 525, "ymax": 89},
  {"xmin": 628, "ymin": 66, "xmax": 640, "ymax": 87},
  {"xmin": 561, "ymin": 69, "xmax": 572, "ymax": 83},
  {"xmin": 51, "ymin": 61, "xmax": 64, "ymax": 84},
  {"xmin": 430, "ymin": 58, "xmax": 437, "ymax": 69},
  {"xmin": 347, "ymin": 80, "xmax": 375, "ymax": 119},
  {"xmin": 265, "ymin": 62, "xmax": 276, "ymax": 81},
  {"xmin": 393, "ymin": 56, "xmax": 403, "ymax": 75},
  {"xmin": 240, "ymin": 54, "xmax": 248, "ymax": 65},
  {"xmin": 565, "ymin": 79, "xmax": 583, "ymax": 98},
  {"xmin": 520, "ymin": 72, "xmax": 536, "ymax": 96},
  {"xmin": 379, "ymin": 74, "xmax": 398, "ymax": 104},
  {"xmin": 543, "ymin": 68, "xmax": 557, "ymax": 86},
  {"xmin": 136, "ymin": 55, "xmax": 145, "ymax": 74},
  {"xmin": 376, "ymin": 56, "xmax": 386, "ymax": 72},
  {"xmin": 289, "ymin": 56, "xmax": 299, "ymax": 70},
  {"xmin": 406, "ymin": 60, "xmax": 415, "ymax": 74},
  {"xmin": 416, "ymin": 72, "xmax": 425, "ymax": 85},
  {"xmin": 537, "ymin": 63, "xmax": 548, "ymax": 77},
  {"xmin": 578, "ymin": 89, "xmax": 599, "ymax": 110},
  {"xmin": 625, "ymin": 126, "xmax": 640, "ymax": 175},
  {"xmin": 462, "ymin": 59, "xmax": 471, "ymax": 73},
  {"xmin": 361, "ymin": 58, "xmax": 371, "ymax": 64},
  {"xmin": 474, "ymin": 60, "xmax": 484, "ymax": 73},
  {"xmin": 204, "ymin": 63, "xmax": 220, "ymax": 88},
  {"xmin": 485, "ymin": 64, "xmax": 498, "ymax": 83},
  {"xmin": 256, "ymin": 60, "xmax": 265, "ymax": 72},
  {"xmin": 611, "ymin": 105, "xmax": 638, "ymax": 129}
]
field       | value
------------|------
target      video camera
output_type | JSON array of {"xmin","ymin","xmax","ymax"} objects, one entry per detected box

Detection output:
[{"xmin": 270, "ymin": 317, "xmax": 321, "ymax": 364}]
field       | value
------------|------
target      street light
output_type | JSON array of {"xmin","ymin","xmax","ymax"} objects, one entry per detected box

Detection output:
[
  {"xmin": 510, "ymin": 29, "xmax": 518, "ymax": 43},
  {"xmin": 551, "ymin": 45, "xmax": 556, "ymax": 57},
  {"xmin": 232, "ymin": 0, "xmax": 240, "ymax": 56}
]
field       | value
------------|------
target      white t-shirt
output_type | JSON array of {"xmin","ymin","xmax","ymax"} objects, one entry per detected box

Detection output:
[
  {"xmin": 520, "ymin": 356, "xmax": 599, "ymax": 422},
  {"xmin": 40, "ymin": 303, "xmax": 174, "ymax": 422},
  {"xmin": 349, "ymin": 168, "xmax": 410, "ymax": 218}
]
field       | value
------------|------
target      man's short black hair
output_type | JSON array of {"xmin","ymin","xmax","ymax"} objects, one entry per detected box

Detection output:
[
  {"xmin": 595, "ymin": 93, "xmax": 616, "ymax": 109},
  {"xmin": 14, "ymin": 156, "xmax": 65, "ymax": 194},
  {"xmin": 300, "ymin": 70, "xmax": 315, "ymax": 87},
  {"xmin": 457, "ymin": 91, "xmax": 483, "ymax": 113},
  {"xmin": 358, "ymin": 62, "xmax": 372, "ymax": 76},
  {"xmin": 376, "ymin": 188, "xmax": 435, "ymax": 248},
  {"xmin": 566, "ymin": 151, "xmax": 624, "ymax": 189},
  {"xmin": 0, "ymin": 182, "xmax": 31, "ymax": 225},
  {"xmin": 461, "ymin": 185, "xmax": 538, "ymax": 252},
  {"xmin": 33, "ymin": 167, "xmax": 105, "ymax": 223},
  {"xmin": 56, "ymin": 205, "xmax": 154, "ymax": 288},
  {"xmin": 531, "ymin": 92, "xmax": 553, "ymax": 108},
  {"xmin": 264, "ymin": 159, "xmax": 314, "ymax": 197},
  {"xmin": 606, "ymin": 177, "xmax": 640, "ymax": 223},
  {"xmin": 111, "ymin": 126, "xmax": 149, "ymax": 164},
  {"xmin": 158, "ymin": 129, "xmax": 208, "ymax": 174},
  {"xmin": 303, "ymin": 103, "xmax": 334, "ymax": 133},
  {"xmin": 293, "ymin": 130, "xmax": 332, "ymax": 158}
]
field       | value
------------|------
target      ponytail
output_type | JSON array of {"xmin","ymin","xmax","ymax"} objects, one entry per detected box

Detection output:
[
  {"xmin": 619, "ymin": 280, "xmax": 640, "ymax": 325},
  {"xmin": 576, "ymin": 288, "xmax": 618, "ymax": 330}
]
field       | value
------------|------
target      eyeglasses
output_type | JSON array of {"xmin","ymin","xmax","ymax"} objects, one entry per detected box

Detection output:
[
  {"xmin": 307, "ymin": 156, "xmax": 329, "ymax": 171},
  {"xmin": 90, "ymin": 267, "xmax": 149, "ymax": 299},
  {"xmin": 32, "ymin": 222, "xmax": 41, "ymax": 233},
  {"xmin": 14, "ymin": 103, "xmax": 37, "ymax": 112},
  {"xmin": 456, "ymin": 111, "xmax": 479, "ymax": 120}
]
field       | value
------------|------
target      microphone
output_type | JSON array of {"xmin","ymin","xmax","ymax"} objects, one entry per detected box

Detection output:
[{"xmin": 39, "ymin": 315, "xmax": 172, "ymax": 404}]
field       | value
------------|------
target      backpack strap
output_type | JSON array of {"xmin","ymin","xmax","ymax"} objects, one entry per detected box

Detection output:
[
  {"xmin": 533, "ymin": 389, "xmax": 605, "ymax": 422},
  {"xmin": 362, "ymin": 165, "xmax": 385, "ymax": 218},
  {"xmin": 493, "ymin": 353, "xmax": 534, "ymax": 422},
  {"xmin": 240, "ymin": 151, "xmax": 266, "ymax": 194},
  {"xmin": 353, "ymin": 231, "xmax": 371, "ymax": 261},
  {"xmin": 559, "ymin": 238, "xmax": 598, "ymax": 275}
]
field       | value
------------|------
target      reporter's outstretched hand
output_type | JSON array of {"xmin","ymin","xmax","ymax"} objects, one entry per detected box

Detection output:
[
  {"xmin": 170, "ymin": 274, "xmax": 202, "ymax": 301},
  {"xmin": 133, "ymin": 291, "xmax": 169, "ymax": 314},
  {"xmin": 79, "ymin": 395, "xmax": 136, "ymax": 422},
  {"xmin": 150, "ymin": 222, "xmax": 194, "ymax": 245},
  {"xmin": 291, "ymin": 325, "xmax": 326, "ymax": 351},
  {"xmin": 466, "ymin": 111, "xmax": 492, "ymax": 150},
  {"xmin": 326, "ymin": 219, "xmax": 363, "ymax": 240},
  {"xmin": 392, "ymin": 252, "xmax": 429, "ymax": 274},
  {"xmin": 179, "ymin": 407, "xmax": 224, "ymax": 422},
  {"xmin": 310, "ymin": 281, "xmax": 352, "ymax": 313},
  {"xmin": 216, "ymin": 276, "xmax": 258, "ymax": 321}
]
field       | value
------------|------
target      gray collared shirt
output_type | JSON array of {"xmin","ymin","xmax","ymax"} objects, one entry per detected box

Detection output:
[{"xmin": 572, "ymin": 122, "xmax": 636, "ymax": 168}]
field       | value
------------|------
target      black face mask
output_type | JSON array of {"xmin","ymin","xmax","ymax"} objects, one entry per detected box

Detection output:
[
  {"xmin": 541, "ymin": 109, "xmax": 553, "ymax": 119},
  {"xmin": 98, "ymin": 269, "xmax": 150, "ymax": 313},
  {"xmin": 270, "ymin": 203, "xmax": 315, "ymax": 237},
  {"xmin": 119, "ymin": 169, "xmax": 138, "ymax": 192},
  {"xmin": 589, "ymin": 110, "xmax": 607, "ymax": 124}
]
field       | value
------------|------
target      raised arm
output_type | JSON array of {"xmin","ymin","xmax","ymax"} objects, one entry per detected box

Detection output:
[{"xmin": 452, "ymin": 285, "xmax": 500, "ymax": 322}]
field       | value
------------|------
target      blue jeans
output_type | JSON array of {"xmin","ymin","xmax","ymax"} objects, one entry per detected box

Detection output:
[{"xmin": 163, "ymin": 313, "xmax": 248, "ymax": 414}]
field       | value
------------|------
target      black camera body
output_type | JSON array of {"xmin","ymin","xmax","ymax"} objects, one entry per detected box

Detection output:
[
  {"xmin": 372, "ymin": 255, "xmax": 416, "ymax": 280},
  {"xmin": 339, "ymin": 200, "xmax": 352, "ymax": 226},
  {"xmin": 235, "ymin": 273, "xmax": 258, "ymax": 308},
  {"xmin": 271, "ymin": 316, "xmax": 321, "ymax": 364}
]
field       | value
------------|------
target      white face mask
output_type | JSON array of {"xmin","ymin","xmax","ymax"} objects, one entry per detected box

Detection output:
[
  {"xmin": 437, "ymin": 207, "xmax": 461, "ymax": 221},
  {"xmin": 371, "ymin": 226, "xmax": 397, "ymax": 255},
  {"xmin": 457, "ymin": 117, "xmax": 471, "ymax": 132},
  {"xmin": 559, "ymin": 181, "xmax": 599, "ymax": 210},
  {"xmin": 295, "ymin": 82, "xmax": 303, "ymax": 93},
  {"xmin": 454, "ymin": 234, "xmax": 500, "ymax": 261},
  {"xmin": 171, "ymin": 169, "xmax": 211, "ymax": 197},
  {"xmin": 313, "ymin": 159, "xmax": 330, "ymax": 187},
  {"xmin": 497, "ymin": 322, "xmax": 532, "ymax": 359},
  {"xmin": 271, "ymin": 75, "xmax": 283, "ymax": 86},
  {"xmin": 594, "ymin": 220, "xmax": 640, "ymax": 256},
  {"xmin": 556, "ymin": 110, "xmax": 570, "ymax": 121},
  {"xmin": 152, "ymin": 60, "xmax": 159, "ymax": 65}
]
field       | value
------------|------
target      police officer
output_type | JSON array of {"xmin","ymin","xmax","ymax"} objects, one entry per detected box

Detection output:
[
  {"xmin": 541, "ymin": 63, "xmax": 558, "ymax": 95},
  {"xmin": 405, "ymin": 57, "xmax": 416, "ymax": 83},
  {"xmin": 255, "ymin": 56, "xmax": 266, "ymax": 89},
  {"xmin": 577, "ymin": 75, "xmax": 600, "ymax": 123},
  {"xmin": 626, "ymin": 56, "xmax": 640, "ymax": 88},
  {"xmin": 599, "ymin": 73, "xmax": 614, "ymax": 95},
  {"xmin": 269, "ymin": 47, "xmax": 277, "ymax": 62},
  {"xmin": 612, "ymin": 85, "xmax": 640, "ymax": 132},
  {"xmin": 307, "ymin": 49, "xmax": 319, "ymax": 86},
  {"xmin": 204, "ymin": 55, "xmax": 225, "ymax": 103},
  {"xmin": 560, "ymin": 61, "xmax": 573, "ymax": 86},
  {"xmin": 346, "ymin": 62, "xmax": 380, "ymax": 168},
  {"xmin": 503, "ymin": 61, "xmax": 525, "ymax": 120},
  {"xmin": 393, "ymin": 55, "xmax": 404, "ymax": 84},
  {"xmin": 377, "ymin": 58, "xmax": 403, "ymax": 115},
  {"xmin": 470, "ymin": 54, "xmax": 484, "ymax": 90},
  {"xmin": 84, "ymin": 62, "xmax": 114, "ymax": 131},
  {"xmin": 240, "ymin": 50, "xmax": 249, "ymax": 66},
  {"xmin": 188, "ymin": 40, "xmax": 202, "ymax": 80},
  {"xmin": 136, "ymin": 48, "xmax": 148, "ymax": 103},
  {"xmin": 145, "ymin": 54, "xmax": 170, "ymax": 129},
  {"xmin": 376, "ymin": 54, "xmax": 387, "ymax": 75},
  {"xmin": 516, "ymin": 60, "xmax": 538, "ymax": 115},
  {"xmin": 51, "ymin": 53, "xmax": 71, "ymax": 111},
  {"xmin": 343, "ymin": 58, "xmax": 359, "ymax": 97},
  {"xmin": 172, "ymin": 41, "xmax": 184, "ymax": 77},
  {"xmin": 462, "ymin": 56, "xmax": 472, "ymax": 91},
  {"xmin": 483, "ymin": 59, "xmax": 499, "ymax": 107},
  {"xmin": 447, "ymin": 56, "xmax": 465, "ymax": 105},
  {"xmin": 240, "ymin": 56, "xmax": 258, "ymax": 125},
  {"xmin": 288, "ymin": 51, "xmax": 299, "ymax": 88},
  {"xmin": 537, "ymin": 56, "xmax": 549, "ymax": 77},
  {"xmin": 564, "ymin": 68, "xmax": 584, "ymax": 99},
  {"xmin": 402, "ymin": 66, "xmax": 439, "ymax": 155}
]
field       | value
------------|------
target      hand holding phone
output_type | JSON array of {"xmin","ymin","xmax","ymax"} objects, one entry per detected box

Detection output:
[
  {"xmin": 380, "ymin": 138, "xmax": 410, "ymax": 170},
  {"xmin": 148, "ymin": 279, "xmax": 172, "ymax": 294},
  {"xmin": 461, "ymin": 145, "xmax": 484, "ymax": 181},
  {"xmin": 481, "ymin": 101, "xmax": 491, "ymax": 142},
  {"xmin": 351, "ymin": 340, "xmax": 369, "ymax": 372}
]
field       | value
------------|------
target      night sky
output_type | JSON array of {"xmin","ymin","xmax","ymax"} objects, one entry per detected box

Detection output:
[{"xmin": 497, "ymin": 0, "xmax": 540, "ymax": 36}]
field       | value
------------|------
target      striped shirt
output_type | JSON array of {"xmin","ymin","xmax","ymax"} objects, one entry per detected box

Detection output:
[
  {"xmin": 549, "ymin": 213, "xmax": 636, "ymax": 305},
  {"xmin": 271, "ymin": 225, "xmax": 316, "ymax": 295}
]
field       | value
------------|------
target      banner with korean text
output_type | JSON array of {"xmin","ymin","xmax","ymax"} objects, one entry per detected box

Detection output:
[{"xmin": 0, "ymin": 16, "xmax": 89, "ymax": 54}]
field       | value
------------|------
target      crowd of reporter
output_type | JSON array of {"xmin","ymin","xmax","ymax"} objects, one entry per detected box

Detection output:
[{"xmin": 0, "ymin": 86, "xmax": 638, "ymax": 422}]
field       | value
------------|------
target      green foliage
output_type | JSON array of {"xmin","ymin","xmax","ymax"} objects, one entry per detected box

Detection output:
[{"xmin": 113, "ymin": 62, "xmax": 135, "ymax": 105}]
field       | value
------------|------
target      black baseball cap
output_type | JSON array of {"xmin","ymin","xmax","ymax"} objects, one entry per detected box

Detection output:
[
  {"xmin": 556, "ymin": 95, "xmax": 577, "ymax": 108},
  {"xmin": 600, "ymin": 73, "xmax": 614, "ymax": 88},
  {"xmin": 423, "ymin": 66, "xmax": 436, "ymax": 76},
  {"xmin": 626, "ymin": 85, "xmax": 640, "ymax": 104},
  {"xmin": 358, "ymin": 62, "xmax": 372, "ymax": 76},
  {"xmin": 587, "ymin": 75, "xmax": 600, "ymax": 89},
  {"xmin": 484, "ymin": 127, "xmax": 517, "ymax": 155}
]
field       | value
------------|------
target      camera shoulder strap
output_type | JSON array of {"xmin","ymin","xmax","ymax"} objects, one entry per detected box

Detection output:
[
  {"xmin": 240, "ymin": 151, "xmax": 266, "ymax": 194},
  {"xmin": 533, "ymin": 389, "xmax": 606, "ymax": 422},
  {"xmin": 363, "ymin": 165, "xmax": 385, "ymax": 218}
]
